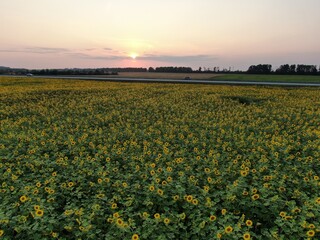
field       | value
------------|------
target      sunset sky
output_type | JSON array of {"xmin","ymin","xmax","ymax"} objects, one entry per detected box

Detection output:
[{"xmin": 1, "ymin": 0, "xmax": 320, "ymax": 70}]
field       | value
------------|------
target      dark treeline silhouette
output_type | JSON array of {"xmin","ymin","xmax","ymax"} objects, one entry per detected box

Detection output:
[
  {"xmin": 149, "ymin": 67, "xmax": 193, "ymax": 73},
  {"xmin": 248, "ymin": 64, "xmax": 319, "ymax": 75},
  {"xmin": 1, "ymin": 64, "xmax": 319, "ymax": 75},
  {"xmin": 247, "ymin": 64, "xmax": 272, "ymax": 74},
  {"xmin": 29, "ymin": 68, "xmax": 148, "ymax": 75},
  {"xmin": 0, "ymin": 67, "xmax": 148, "ymax": 75},
  {"xmin": 30, "ymin": 68, "xmax": 119, "ymax": 75},
  {"xmin": 275, "ymin": 64, "xmax": 318, "ymax": 75}
]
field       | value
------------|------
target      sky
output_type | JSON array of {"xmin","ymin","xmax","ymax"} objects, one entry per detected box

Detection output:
[{"xmin": 0, "ymin": 0, "xmax": 320, "ymax": 70}]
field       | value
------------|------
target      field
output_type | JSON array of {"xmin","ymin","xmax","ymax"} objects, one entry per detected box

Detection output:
[
  {"xmin": 213, "ymin": 74, "xmax": 320, "ymax": 83},
  {"xmin": 73, "ymin": 72, "xmax": 222, "ymax": 80},
  {"xmin": 110, "ymin": 72, "xmax": 320, "ymax": 83},
  {"xmin": 0, "ymin": 77, "xmax": 319, "ymax": 239}
]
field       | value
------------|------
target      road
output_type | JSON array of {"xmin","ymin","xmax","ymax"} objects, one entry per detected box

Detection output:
[{"xmin": 3, "ymin": 75, "xmax": 320, "ymax": 87}]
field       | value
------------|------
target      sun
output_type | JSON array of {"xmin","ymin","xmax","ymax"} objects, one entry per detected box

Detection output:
[{"xmin": 130, "ymin": 53, "xmax": 138, "ymax": 60}]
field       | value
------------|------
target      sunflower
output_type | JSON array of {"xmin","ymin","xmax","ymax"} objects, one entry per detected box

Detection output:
[
  {"xmin": 243, "ymin": 232, "xmax": 251, "ymax": 240},
  {"xmin": 285, "ymin": 216, "xmax": 293, "ymax": 220},
  {"xmin": 116, "ymin": 218, "xmax": 124, "ymax": 227},
  {"xmin": 157, "ymin": 189, "xmax": 164, "ymax": 196},
  {"xmin": 34, "ymin": 205, "xmax": 41, "ymax": 211},
  {"xmin": 221, "ymin": 209, "xmax": 227, "ymax": 215},
  {"xmin": 251, "ymin": 194, "xmax": 260, "ymax": 200},
  {"xmin": 279, "ymin": 212, "xmax": 286, "ymax": 217},
  {"xmin": 49, "ymin": 189, "xmax": 55, "ymax": 194},
  {"xmin": 243, "ymin": 191, "xmax": 249, "ymax": 196},
  {"xmin": 173, "ymin": 195, "xmax": 179, "ymax": 201},
  {"xmin": 240, "ymin": 170, "xmax": 248, "ymax": 177},
  {"xmin": 308, "ymin": 224, "xmax": 315, "ymax": 229},
  {"xmin": 51, "ymin": 232, "xmax": 58, "ymax": 238},
  {"xmin": 154, "ymin": 213, "xmax": 160, "ymax": 219},
  {"xmin": 132, "ymin": 234, "xmax": 139, "ymax": 240},
  {"xmin": 20, "ymin": 195, "xmax": 28, "ymax": 203},
  {"xmin": 292, "ymin": 208, "xmax": 301, "ymax": 213},
  {"xmin": 246, "ymin": 220, "xmax": 253, "ymax": 227},
  {"xmin": 186, "ymin": 195, "xmax": 193, "ymax": 202},
  {"xmin": 307, "ymin": 230, "xmax": 315, "ymax": 237},
  {"xmin": 111, "ymin": 203, "xmax": 117, "ymax": 209},
  {"xmin": 0, "ymin": 230, "xmax": 4, "ymax": 237},
  {"xmin": 149, "ymin": 185, "xmax": 155, "ymax": 191},
  {"xmin": 35, "ymin": 209, "xmax": 44, "ymax": 217},
  {"xmin": 192, "ymin": 199, "xmax": 199, "ymax": 205},
  {"xmin": 209, "ymin": 215, "xmax": 217, "ymax": 221},
  {"xmin": 163, "ymin": 218, "xmax": 170, "ymax": 224},
  {"xmin": 225, "ymin": 226, "xmax": 233, "ymax": 234}
]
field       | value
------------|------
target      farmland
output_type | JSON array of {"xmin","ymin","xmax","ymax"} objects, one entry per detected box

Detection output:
[
  {"xmin": 65, "ymin": 72, "xmax": 320, "ymax": 83},
  {"xmin": 213, "ymin": 74, "xmax": 320, "ymax": 83},
  {"xmin": 0, "ymin": 77, "xmax": 319, "ymax": 239}
]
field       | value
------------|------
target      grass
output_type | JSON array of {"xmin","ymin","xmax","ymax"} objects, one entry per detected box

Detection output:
[
  {"xmin": 85, "ymin": 73, "xmax": 320, "ymax": 83},
  {"xmin": 213, "ymin": 74, "xmax": 320, "ymax": 83},
  {"xmin": 111, "ymin": 72, "xmax": 221, "ymax": 80}
]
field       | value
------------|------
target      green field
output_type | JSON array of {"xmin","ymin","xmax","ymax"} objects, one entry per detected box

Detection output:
[
  {"xmin": 213, "ymin": 74, "xmax": 320, "ymax": 83},
  {"xmin": 56, "ymin": 72, "xmax": 320, "ymax": 83},
  {"xmin": 0, "ymin": 77, "xmax": 319, "ymax": 239}
]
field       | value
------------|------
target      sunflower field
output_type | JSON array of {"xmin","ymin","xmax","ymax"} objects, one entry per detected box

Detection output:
[{"xmin": 0, "ymin": 77, "xmax": 319, "ymax": 239}]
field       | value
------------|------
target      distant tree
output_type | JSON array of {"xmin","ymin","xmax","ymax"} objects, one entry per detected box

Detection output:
[
  {"xmin": 155, "ymin": 67, "xmax": 193, "ymax": 73},
  {"xmin": 247, "ymin": 64, "xmax": 272, "ymax": 74},
  {"xmin": 296, "ymin": 64, "xmax": 317, "ymax": 75},
  {"xmin": 148, "ymin": 67, "xmax": 155, "ymax": 72},
  {"xmin": 276, "ymin": 64, "xmax": 290, "ymax": 74},
  {"xmin": 198, "ymin": 67, "xmax": 202, "ymax": 72},
  {"xmin": 289, "ymin": 64, "xmax": 296, "ymax": 74}
]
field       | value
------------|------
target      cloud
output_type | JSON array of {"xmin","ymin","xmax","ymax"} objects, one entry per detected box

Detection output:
[
  {"xmin": 0, "ymin": 47, "xmax": 70, "ymax": 54},
  {"xmin": 0, "ymin": 46, "xmax": 218, "ymax": 65},
  {"xmin": 65, "ymin": 51, "xmax": 218, "ymax": 63},
  {"xmin": 79, "ymin": 55, "xmax": 126, "ymax": 60},
  {"xmin": 25, "ymin": 47, "xmax": 70, "ymax": 54},
  {"xmin": 139, "ymin": 54, "xmax": 218, "ymax": 63}
]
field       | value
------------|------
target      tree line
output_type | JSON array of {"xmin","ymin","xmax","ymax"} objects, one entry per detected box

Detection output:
[
  {"xmin": 0, "ymin": 67, "xmax": 148, "ymax": 75},
  {"xmin": 247, "ymin": 64, "xmax": 319, "ymax": 75},
  {"xmin": 1, "ymin": 64, "xmax": 319, "ymax": 75},
  {"xmin": 148, "ymin": 67, "xmax": 193, "ymax": 73}
]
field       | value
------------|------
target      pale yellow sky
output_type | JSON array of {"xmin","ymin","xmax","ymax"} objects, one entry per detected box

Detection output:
[{"xmin": 0, "ymin": 0, "xmax": 319, "ymax": 69}]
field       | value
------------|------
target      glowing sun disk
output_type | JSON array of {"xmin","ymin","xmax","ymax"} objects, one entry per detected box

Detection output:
[{"xmin": 130, "ymin": 53, "xmax": 138, "ymax": 59}]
